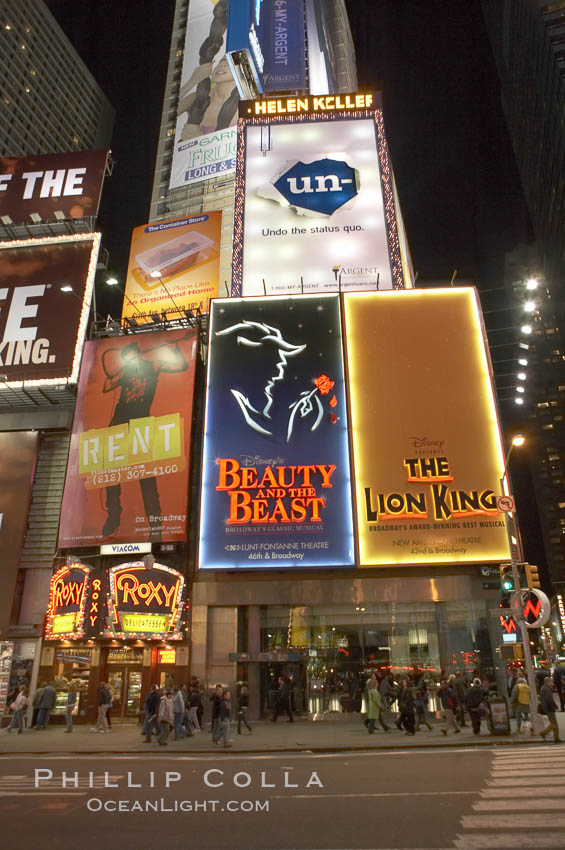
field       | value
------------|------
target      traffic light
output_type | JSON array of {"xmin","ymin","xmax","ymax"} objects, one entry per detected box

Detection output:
[
  {"xmin": 499, "ymin": 563, "xmax": 514, "ymax": 604},
  {"xmin": 525, "ymin": 563, "xmax": 541, "ymax": 589}
]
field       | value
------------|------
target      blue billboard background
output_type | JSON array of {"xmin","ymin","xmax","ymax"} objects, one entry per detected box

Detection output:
[
  {"xmin": 261, "ymin": 0, "xmax": 307, "ymax": 93},
  {"xmin": 199, "ymin": 294, "xmax": 354, "ymax": 569}
]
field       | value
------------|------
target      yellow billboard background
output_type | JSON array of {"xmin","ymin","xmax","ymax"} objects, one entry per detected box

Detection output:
[
  {"xmin": 122, "ymin": 211, "xmax": 222, "ymax": 321},
  {"xmin": 344, "ymin": 288, "xmax": 511, "ymax": 566}
]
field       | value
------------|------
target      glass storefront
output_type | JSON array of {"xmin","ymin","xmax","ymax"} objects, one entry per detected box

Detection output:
[
  {"xmin": 259, "ymin": 600, "xmax": 494, "ymax": 716},
  {"xmin": 52, "ymin": 647, "xmax": 92, "ymax": 717}
]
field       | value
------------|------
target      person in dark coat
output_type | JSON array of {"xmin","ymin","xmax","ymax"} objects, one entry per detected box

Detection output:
[
  {"xmin": 237, "ymin": 685, "xmax": 252, "ymax": 734},
  {"xmin": 540, "ymin": 677, "xmax": 561, "ymax": 743},
  {"xmin": 210, "ymin": 684, "xmax": 223, "ymax": 741},
  {"xmin": 552, "ymin": 667, "xmax": 565, "ymax": 712},
  {"xmin": 465, "ymin": 677, "xmax": 486, "ymax": 735},
  {"xmin": 271, "ymin": 676, "xmax": 294, "ymax": 722},
  {"xmin": 142, "ymin": 685, "xmax": 161, "ymax": 742},
  {"xmin": 35, "ymin": 681, "xmax": 57, "ymax": 729},
  {"xmin": 398, "ymin": 679, "xmax": 416, "ymax": 735}
]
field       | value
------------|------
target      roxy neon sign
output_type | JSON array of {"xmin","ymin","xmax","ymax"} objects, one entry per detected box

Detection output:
[{"xmin": 116, "ymin": 572, "xmax": 178, "ymax": 608}]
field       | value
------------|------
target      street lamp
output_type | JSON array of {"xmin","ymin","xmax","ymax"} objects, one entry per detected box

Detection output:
[
  {"xmin": 106, "ymin": 276, "xmax": 144, "ymax": 319},
  {"xmin": 499, "ymin": 434, "xmax": 542, "ymax": 731}
]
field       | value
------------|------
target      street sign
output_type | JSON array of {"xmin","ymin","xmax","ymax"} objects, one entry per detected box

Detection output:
[
  {"xmin": 497, "ymin": 494, "xmax": 516, "ymax": 512},
  {"xmin": 511, "ymin": 588, "xmax": 551, "ymax": 629}
]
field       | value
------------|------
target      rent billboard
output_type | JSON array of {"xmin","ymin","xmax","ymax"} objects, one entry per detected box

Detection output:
[
  {"xmin": 121, "ymin": 213, "xmax": 222, "ymax": 321},
  {"xmin": 233, "ymin": 94, "xmax": 409, "ymax": 296},
  {"xmin": 199, "ymin": 294, "xmax": 354, "ymax": 569},
  {"xmin": 0, "ymin": 234, "xmax": 100, "ymax": 386},
  {"xmin": 58, "ymin": 330, "xmax": 198, "ymax": 548},
  {"xmin": 169, "ymin": 0, "xmax": 238, "ymax": 189},
  {"xmin": 0, "ymin": 431, "xmax": 38, "ymax": 637},
  {"xmin": 343, "ymin": 288, "xmax": 511, "ymax": 566},
  {"xmin": 0, "ymin": 149, "xmax": 108, "ymax": 226}
]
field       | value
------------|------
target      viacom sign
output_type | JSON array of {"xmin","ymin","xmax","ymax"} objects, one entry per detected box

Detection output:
[
  {"xmin": 100, "ymin": 542, "xmax": 153, "ymax": 556},
  {"xmin": 0, "ymin": 234, "xmax": 100, "ymax": 385},
  {"xmin": 234, "ymin": 94, "xmax": 410, "ymax": 296}
]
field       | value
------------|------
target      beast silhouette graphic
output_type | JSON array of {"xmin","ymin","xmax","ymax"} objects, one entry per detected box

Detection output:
[{"xmin": 216, "ymin": 320, "xmax": 335, "ymax": 443}]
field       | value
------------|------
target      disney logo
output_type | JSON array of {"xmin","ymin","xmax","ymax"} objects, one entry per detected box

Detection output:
[
  {"xmin": 240, "ymin": 454, "xmax": 285, "ymax": 467},
  {"xmin": 410, "ymin": 437, "xmax": 445, "ymax": 450}
]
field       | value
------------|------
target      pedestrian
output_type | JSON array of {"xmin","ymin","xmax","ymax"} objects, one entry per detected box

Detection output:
[
  {"xmin": 415, "ymin": 688, "xmax": 433, "ymax": 731},
  {"xmin": 91, "ymin": 682, "xmax": 112, "ymax": 733},
  {"xmin": 454, "ymin": 672, "xmax": 468, "ymax": 727},
  {"xmin": 510, "ymin": 676, "xmax": 530, "ymax": 733},
  {"xmin": 64, "ymin": 685, "xmax": 77, "ymax": 733},
  {"xmin": 31, "ymin": 682, "xmax": 46, "ymax": 728},
  {"xmin": 218, "ymin": 689, "xmax": 232, "ymax": 747},
  {"xmin": 438, "ymin": 679, "xmax": 461, "ymax": 735},
  {"xmin": 237, "ymin": 685, "xmax": 252, "ymax": 734},
  {"xmin": 367, "ymin": 680, "xmax": 388, "ymax": 733},
  {"xmin": 271, "ymin": 676, "xmax": 294, "ymax": 723},
  {"xmin": 465, "ymin": 677, "xmax": 486, "ymax": 735},
  {"xmin": 157, "ymin": 689, "xmax": 174, "ymax": 745},
  {"xmin": 553, "ymin": 667, "xmax": 565, "ymax": 712},
  {"xmin": 6, "ymin": 686, "xmax": 29, "ymax": 734},
  {"xmin": 188, "ymin": 685, "xmax": 202, "ymax": 732},
  {"xmin": 398, "ymin": 679, "xmax": 416, "ymax": 735},
  {"xmin": 172, "ymin": 686, "xmax": 186, "ymax": 739},
  {"xmin": 142, "ymin": 685, "xmax": 161, "ymax": 743},
  {"xmin": 35, "ymin": 680, "xmax": 57, "ymax": 729},
  {"xmin": 210, "ymin": 684, "xmax": 224, "ymax": 741},
  {"xmin": 540, "ymin": 676, "xmax": 561, "ymax": 744}
]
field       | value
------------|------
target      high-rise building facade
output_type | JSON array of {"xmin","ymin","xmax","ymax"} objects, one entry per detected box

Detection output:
[
  {"xmin": 0, "ymin": 1, "xmax": 113, "ymax": 722},
  {"xmin": 0, "ymin": 0, "xmax": 114, "ymax": 156},
  {"xmin": 481, "ymin": 0, "xmax": 565, "ymax": 585},
  {"xmin": 149, "ymin": 0, "xmax": 358, "ymax": 288}
]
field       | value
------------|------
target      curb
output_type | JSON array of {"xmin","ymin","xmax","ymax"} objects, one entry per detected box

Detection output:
[{"xmin": 1, "ymin": 738, "xmax": 559, "ymax": 757}]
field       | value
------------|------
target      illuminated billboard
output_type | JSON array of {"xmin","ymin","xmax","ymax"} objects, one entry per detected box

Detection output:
[
  {"xmin": 0, "ymin": 431, "xmax": 38, "ymax": 637},
  {"xmin": 44, "ymin": 562, "xmax": 95, "ymax": 640},
  {"xmin": 121, "ymin": 212, "xmax": 222, "ymax": 320},
  {"xmin": 0, "ymin": 234, "xmax": 100, "ymax": 386},
  {"xmin": 0, "ymin": 149, "xmax": 108, "ymax": 226},
  {"xmin": 58, "ymin": 330, "xmax": 197, "ymax": 548},
  {"xmin": 199, "ymin": 294, "xmax": 354, "ymax": 569},
  {"xmin": 106, "ymin": 561, "xmax": 186, "ymax": 640},
  {"xmin": 169, "ymin": 0, "xmax": 238, "ymax": 189},
  {"xmin": 226, "ymin": 0, "xmax": 307, "ymax": 95},
  {"xmin": 343, "ymin": 288, "xmax": 510, "ymax": 566},
  {"xmin": 233, "ymin": 94, "xmax": 411, "ymax": 296}
]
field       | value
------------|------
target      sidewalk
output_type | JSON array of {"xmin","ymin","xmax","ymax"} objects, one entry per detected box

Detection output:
[{"xmin": 2, "ymin": 713, "xmax": 564, "ymax": 755}]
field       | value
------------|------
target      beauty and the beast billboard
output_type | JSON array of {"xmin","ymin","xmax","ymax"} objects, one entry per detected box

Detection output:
[
  {"xmin": 343, "ymin": 288, "xmax": 510, "ymax": 566},
  {"xmin": 199, "ymin": 294, "xmax": 354, "ymax": 569},
  {"xmin": 58, "ymin": 330, "xmax": 197, "ymax": 548}
]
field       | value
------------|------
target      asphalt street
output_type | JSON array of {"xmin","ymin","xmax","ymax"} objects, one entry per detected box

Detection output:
[{"xmin": 1, "ymin": 745, "xmax": 564, "ymax": 850}]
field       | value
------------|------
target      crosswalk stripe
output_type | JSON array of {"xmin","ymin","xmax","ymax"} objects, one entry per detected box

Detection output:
[
  {"xmin": 462, "ymin": 813, "xmax": 565, "ymax": 829},
  {"xmin": 454, "ymin": 833, "xmax": 565, "ymax": 849},
  {"xmin": 486, "ymin": 777, "xmax": 565, "ymax": 786},
  {"xmin": 473, "ymin": 798, "xmax": 564, "ymax": 811},
  {"xmin": 481, "ymin": 785, "xmax": 565, "ymax": 797},
  {"xmin": 491, "ymin": 764, "xmax": 565, "ymax": 776}
]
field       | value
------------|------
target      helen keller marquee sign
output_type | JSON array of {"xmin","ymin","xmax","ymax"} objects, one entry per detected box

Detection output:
[{"xmin": 0, "ymin": 233, "xmax": 100, "ymax": 386}]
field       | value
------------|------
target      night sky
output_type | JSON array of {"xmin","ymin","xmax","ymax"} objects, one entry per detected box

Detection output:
[{"xmin": 45, "ymin": 0, "xmax": 543, "ymax": 567}]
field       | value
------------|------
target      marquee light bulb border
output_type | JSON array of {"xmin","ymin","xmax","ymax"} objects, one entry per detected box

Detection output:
[
  {"xmin": 44, "ymin": 561, "xmax": 92, "ymax": 640},
  {"xmin": 0, "ymin": 232, "xmax": 101, "ymax": 388},
  {"xmin": 231, "ymin": 100, "xmax": 404, "ymax": 296},
  {"xmin": 105, "ymin": 560, "xmax": 186, "ymax": 640}
]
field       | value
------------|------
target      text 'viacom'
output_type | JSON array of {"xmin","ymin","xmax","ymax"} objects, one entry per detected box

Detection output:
[
  {"xmin": 199, "ymin": 294, "xmax": 355, "ymax": 569},
  {"xmin": 0, "ymin": 234, "xmax": 100, "ymax": 385}
]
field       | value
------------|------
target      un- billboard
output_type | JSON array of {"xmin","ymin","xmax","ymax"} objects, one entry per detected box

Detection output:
[{"xmin": 233, "ymin": 94, "xmax": 410, "ymax": 296}]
